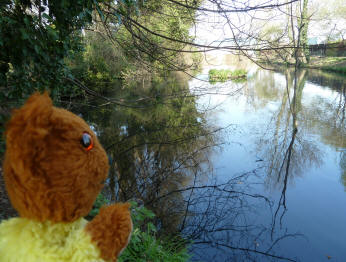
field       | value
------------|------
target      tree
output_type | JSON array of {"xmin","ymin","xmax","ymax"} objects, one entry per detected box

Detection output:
[
  {"xmin": 0, "ymin": 1, "xmax": 89, "ymax": 98},
  {"xmin": 311, "ymin": 0, "xmax": 346, "ymax": 41},
  {"xmin": 0, "ymin": 0, "xmax": 142, "ymax": 101},
  {"xmin": 298, "ymin": 0, "xmax": 310, "ymax": 62}
]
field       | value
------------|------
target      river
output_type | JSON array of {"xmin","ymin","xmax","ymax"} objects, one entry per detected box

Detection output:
[
  {"xmin": 74, "ymin": 61, "xmax": 345, "ymax": 261},
  {"xmin": 187, "ymin": 64, "xmax": 346, "ymax": 261}
]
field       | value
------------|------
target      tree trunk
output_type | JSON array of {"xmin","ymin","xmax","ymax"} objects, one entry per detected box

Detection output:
[{"xmin": 299, "ymin": 0, "xmax": 310, "ymax": 63}]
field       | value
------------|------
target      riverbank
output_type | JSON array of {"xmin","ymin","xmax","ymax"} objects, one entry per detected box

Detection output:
[
  {"xmin": 258, "ymin": 57, "xmax": 346, "ymax": 75},
  {"xmin": 307, "ymin": 57, "xmax": 346, "ymax": 74}
]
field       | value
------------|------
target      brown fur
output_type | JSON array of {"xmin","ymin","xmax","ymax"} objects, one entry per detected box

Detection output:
[
  {"xmin": 86, "ymin": 203, "xmax": 133, "ymax": 261},
  {"xmin": 4, "ymin": 92, "xmax": 109, "ymax": 222},
  {"xmin": 3, "ymin": 92, "xmax": 132, "ymax": 260}
]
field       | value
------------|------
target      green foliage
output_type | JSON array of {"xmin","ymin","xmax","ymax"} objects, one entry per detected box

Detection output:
[
  {"xmin": 0, "ymin": 111, "xmax": 9, "ymax": 155},
  {"xmin": 208, "ymin": 68, "xmax": 247, "ymax": 82},
  {"xmin": 118, "ymin": 202, "xmax": 190, "ymax": 262},
  {"xmin": 87, "ymin": 193, "xmax": 109, "ymax": 219},
  {"xmin": 102, "ymin": 0, "xmax": 202, "ymax": 77},
  {"xmin": 0, "ymin": 0, "xmax": 105, "ymax": 154},
  {"xmin": 86, "ymin": 196, "xmax": 190, "ymax": 262},
  {"xmin": 0, "ymin": 0, "xmax": 101, "ymax": 100},
  {"xmin": 232, "ymin": 69, "xmax": 248, "ymax": 77},
  {"xmin": 209, "ymin": 69, "xmax": 232, "ymax": 82},
  {"xmin": 0, "ymin": 0, "xmax": 146, "ymax": 101},
  {"xmin": 66, "ymin": 0, "xmax": 203, "ymax": 90},
  {"xmin": 66, "ymin": 31, "xmax": 129, "ymax": 93},
  {"xmin": 320, "ymin": 66, "xmax": 346, "ymax": 75}
]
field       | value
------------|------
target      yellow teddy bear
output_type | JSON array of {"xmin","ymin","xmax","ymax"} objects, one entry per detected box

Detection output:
[{"xmin": 0, "ymin": 92, "xmax": 132, "ymax": 262}]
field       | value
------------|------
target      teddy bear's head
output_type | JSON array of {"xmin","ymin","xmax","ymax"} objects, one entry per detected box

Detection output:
[{"xmin": 3, "ymin": 92, "xmax": 109, "ymax": 222}]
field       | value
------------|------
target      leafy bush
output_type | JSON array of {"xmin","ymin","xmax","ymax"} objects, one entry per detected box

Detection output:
[
  {"xmin": 87, "ymin": 196, "xmax": 190, "ymax": 262},
  {"xmin": 119, "ymin": 201, "xmax": 190, "ymax": 262}
]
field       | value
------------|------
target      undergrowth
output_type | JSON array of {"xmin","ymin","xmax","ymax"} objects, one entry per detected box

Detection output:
[{"xmin": 88, "ymin": 195, "xmax": 190, "ymax": 262}]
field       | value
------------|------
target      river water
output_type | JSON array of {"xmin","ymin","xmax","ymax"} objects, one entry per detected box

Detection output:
[
  {"xmin": 74, "ymin": 62, "xmax": 345, "ymax": 261},
  {"xmin": 187, "ymin": 65, "xmax": 346, "ymax": 261}
]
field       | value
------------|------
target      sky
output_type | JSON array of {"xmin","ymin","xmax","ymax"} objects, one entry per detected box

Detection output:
[{"xmin": 190, "ymin": 0, "xmax": 346, "ymax": 47}]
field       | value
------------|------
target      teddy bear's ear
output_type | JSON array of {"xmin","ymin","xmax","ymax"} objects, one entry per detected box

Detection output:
[
  {"xmin": 5, "ymin": 92, "xmax": 53, "ymax": 145},
  {"xmin": 3, "ymin": 92, "xmax": 54, "ymax": 216}
]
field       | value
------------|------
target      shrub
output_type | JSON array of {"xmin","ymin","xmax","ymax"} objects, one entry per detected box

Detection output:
[
  {"xmin": 87, "ymin": 196, "xmax": 190, "ymax": 262},
  {"xmin": 119, "ymin": 202, "xmax": 190, "ymax": 262}
]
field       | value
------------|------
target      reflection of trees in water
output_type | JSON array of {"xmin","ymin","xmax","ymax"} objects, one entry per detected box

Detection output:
[
  {"xmin": 73, "ymin": 73, "xmax": 297, "ymax": 261},
  {"xmin": 250, "ymin": 68, "xmax": 332, "ymax": 240},
  {"xmin": 301, "ymin": 71, "xmax": 345, "ymax": 190},
  {"xmin": 244, "ymin": 70, "xmax": 284, "ymax": 109},
  {"xmin": 254, "ymin": 69, "xmax": 323, "ymax": 190},
  {"xmin": 81, "ymin": 74, "xmax": 218, "ymax": 234},
  {"xmin": 182, "ymin": 170, "xmax": 300, "ymax": 262},
  {"xmin": 241, "ymin": 67, "xmax": 346, "ymax": 255},
  {"xmin": 182, "ymin": 68, "xmax": 345, "ymax": 261},
  {"xmin": 307, "ymin": 70, "xmax": 346, "ymax": 90},
  {"xmin": 341, "ymin": 152, "xmax": 346, "ymax": 190},
  {"xmin": 302, "ymin": 86, "xmax": 346, "ymax": 149}
]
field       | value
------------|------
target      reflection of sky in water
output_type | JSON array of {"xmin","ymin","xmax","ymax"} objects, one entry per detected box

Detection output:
[
  {"xmin": 189, "ymin": 69, "xmax": 346, "ymax": 261},
  {"xmin": 304, "ymin": 82, "xmax": 339, "ymax": 99}
]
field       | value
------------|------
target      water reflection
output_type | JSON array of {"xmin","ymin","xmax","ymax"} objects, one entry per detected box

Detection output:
[
  {"xmin": 247, "ymin": 68, "xmax": 346, "ymax": 245},
  {"xmin": 253, "ymin": 69, "xmax": 323, "ymax": 188},
  {"xmin": 341, "ymin": 151, "xmax": 346, "ymax": 190},
  {"xmin": 69, "ymin": 71, "xmax": 299, "ymax": 261},
  {"xmin": 72, "ymin": 73, "xmax": 219, "ymax": 235},
  {"xmin": 70, "ymin": 67, "xmax": 345, "ymax": 261},
  {"xmin": 188, "ymin": 66, "xmax": 346, "ymax": 261}
]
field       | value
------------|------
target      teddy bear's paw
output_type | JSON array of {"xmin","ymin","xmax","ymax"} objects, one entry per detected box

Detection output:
[{"xmin": 85, "ymin": 203, "xmax": 132, "ymax": 261}]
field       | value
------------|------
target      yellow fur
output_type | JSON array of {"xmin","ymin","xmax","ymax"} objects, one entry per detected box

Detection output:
[{"xmin": 0, "ymin": 217, "xmax": 105, "ymax": 262}]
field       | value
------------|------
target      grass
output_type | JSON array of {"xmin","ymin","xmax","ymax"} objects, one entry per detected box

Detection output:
[
  {"xmin": 319, "ymin": 65, "xmax": 346, "ymax": 74},
  {"xmin": 309, "ymin": 56, "xmax": 346, "ymax": 66},
  {"xmin": 307, "ymin": 57, "xmax": 346, "ymax": 75},
  {"xmin": 208, "ymin": 68, "xmax": 247, "ymax": 83}
]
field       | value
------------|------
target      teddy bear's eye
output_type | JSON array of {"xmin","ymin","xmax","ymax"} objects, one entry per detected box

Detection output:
[{"xmin": 81, "ymin": 132, "xmax": 93, "ymax": 151}]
